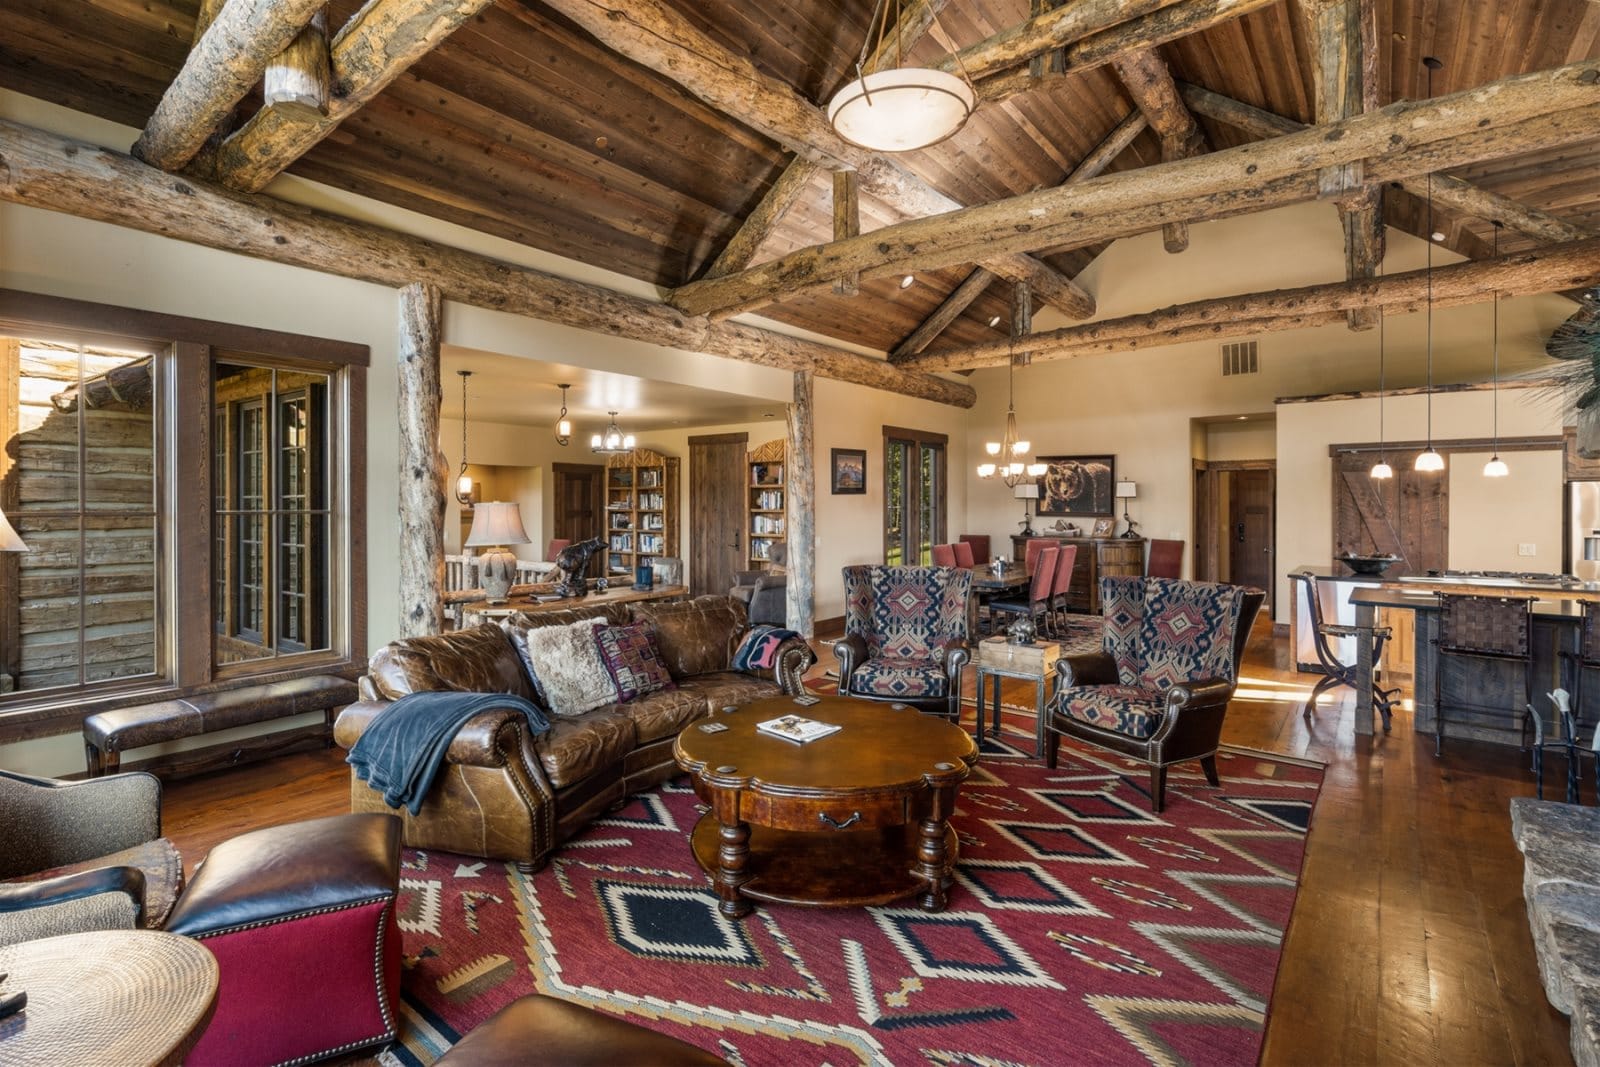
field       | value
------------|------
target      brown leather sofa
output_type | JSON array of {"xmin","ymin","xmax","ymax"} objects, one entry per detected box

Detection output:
[{"xmin": 334, "ymin": 596, "xmax": 814, "ymax": 872}]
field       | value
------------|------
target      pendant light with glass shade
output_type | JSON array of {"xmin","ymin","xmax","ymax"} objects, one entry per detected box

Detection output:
[
  {"xmin": 1415, "ymin": 57, "xmax": 1446, "ymax": 474},
  {"xmin": 454, "ymin": 370, "xmax": 475, "ymax": 506},
  {"xmin": 1483, "ymin": 221, "xmax": 1510, "ymax": 477},
  {"xmin": 826, "ymin": 0, "xmax": 976, "ymax": 153},
  {"xmin": 1371, "ymin": 264, "xmax": 1393, "ymax": 479},
  {"xmin": 554, "ymin": 383, "xmax": 572, "ymax": 447},
  {"xmin": 590, "ymin": 412, "xmax": 636, "ymax": 455},
  {"xmin": 976, "ymin": 353, "xmax": 1046, "ymax": 488}
]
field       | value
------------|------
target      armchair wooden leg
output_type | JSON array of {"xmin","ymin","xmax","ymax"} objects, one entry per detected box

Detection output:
[
  {"xmin": 1199, "ymin": 754, "xmax": 1220, "ymax": 787},
  {"xmin": 1045, "ymin": 729, "xmax": 1060, "ymax": 769},
  {"xmin": 1149, "ymin": 765, "xmax": 1167, "ymax": 813}
]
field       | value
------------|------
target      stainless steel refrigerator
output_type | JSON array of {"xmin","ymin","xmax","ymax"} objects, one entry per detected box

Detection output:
[{"xmin": 1570, "ymin": 481, "xmax": 1600, "ymax": 583}]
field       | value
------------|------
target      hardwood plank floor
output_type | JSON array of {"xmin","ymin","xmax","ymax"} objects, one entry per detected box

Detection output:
[{"xmin": 160, "ymin": 625, "xmax": 1574, "ymax": 1064}]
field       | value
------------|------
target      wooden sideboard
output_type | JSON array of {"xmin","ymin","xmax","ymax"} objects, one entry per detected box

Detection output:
[{"xmin": 1009, "ymin": 534, "xmax": 1144, "ymax": 613}]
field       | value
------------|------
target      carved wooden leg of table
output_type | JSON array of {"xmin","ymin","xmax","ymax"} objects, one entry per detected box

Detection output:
[
  {"xmin": 916, "ymin": 782, "xmax": 958, "ymax": 912},
  {"xmin": 713, "ymin": 792, "xmax": 752, "ymax": 919}
]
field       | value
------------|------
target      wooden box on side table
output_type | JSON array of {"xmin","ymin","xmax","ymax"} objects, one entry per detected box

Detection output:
[
  {"xmin": 975, "ymin": 637, "xmax": 1060, "ymax": 756},
  {"xmin": 977, "ymin": 636, "xmax": 1060, "ymax": 675}
]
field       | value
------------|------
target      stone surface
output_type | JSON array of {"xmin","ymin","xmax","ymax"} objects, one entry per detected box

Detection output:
[
  {"xmin": 1530, "ymin": 881, "xmax": 1600, "ymax": 1012},
  {"xmin": 1521, "ymin": 832, "xmax": 1600, "ymax": 904},
  {"xmin": 1512, "ymin": 797, "xmax": 1600, "ymax": 845},
  {"xmin": 1574, "ymin": 978, "xmax": 1600, "ymax": 1067}
]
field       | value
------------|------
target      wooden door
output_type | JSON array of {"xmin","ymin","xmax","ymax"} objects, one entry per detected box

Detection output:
[
  {"xmin": 1228, "ymin": 468, "xmax": 1275, "ymax": 606},
  {"xmin": 689, "ymin": 433, "xmax": 747, "ymax": 598},
  {"xmin": 1332, "ymin": 448, "xmax": 1448, "ymax": 576},
  {"xmin": 552, "ymin": 463, "xmax": 603, "ymax": 578}
]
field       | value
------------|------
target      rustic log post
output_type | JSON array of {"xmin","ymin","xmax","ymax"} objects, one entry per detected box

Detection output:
[
  {"xmin": 263, "ymin": 7, "xmax": 330, "ymax": 117},
  {"xmin": 397, "ymin": 282, "xmax": 447, "ymax": 637},
  {"xmin": 832, "ymin": 171, "xmax": 860, "ymax": 297},
  {"xmin": 786, "ymin": 370, "xmax": 816, "ymax": 639}
]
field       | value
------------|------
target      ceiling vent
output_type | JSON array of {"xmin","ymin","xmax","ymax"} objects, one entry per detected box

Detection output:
[{"xmin": 1221, "ymin": 341, "xmax": 1259, "ymax": 377}]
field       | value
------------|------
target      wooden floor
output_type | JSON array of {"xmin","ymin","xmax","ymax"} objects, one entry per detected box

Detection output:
[{"xmin": 161, "ymin": 626, "xmax": 1574, "ymax": 1065}]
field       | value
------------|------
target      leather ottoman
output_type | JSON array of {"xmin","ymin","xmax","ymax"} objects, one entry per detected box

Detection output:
[
  {"xmin": 436, "ymin": 995, "xmax": 726, "ymax": 1066},
  {"xmin": 165, "ymin": 813, "xmax": 402, "ymax": 1065}
]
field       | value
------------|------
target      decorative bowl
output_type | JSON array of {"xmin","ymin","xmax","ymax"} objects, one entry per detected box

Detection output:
[{"xmin": 1336, "ymin": 553, "xmax": 1401, "ymax": 576}]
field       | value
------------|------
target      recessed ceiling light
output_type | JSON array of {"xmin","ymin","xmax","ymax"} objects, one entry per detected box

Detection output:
[
  {"xmin": 900, "ymin": 275, "xmax": 915, "ymax": 289},
  {"xmin": 988, "ymin": 315, "xmax": 1002, "ymax": 327},
  {"xmin": 763, "ymin": 412, "xmax": 776, "ymax": 418},
  {"xmin": 1236, "ymin": 415, "xmax": 1248, "ymax": 421},
  {"xmin": 1431, "ymin": 231, "xmax": 1446, "ymax": 241}
]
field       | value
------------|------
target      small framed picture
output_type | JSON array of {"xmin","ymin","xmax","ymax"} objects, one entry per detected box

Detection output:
[
  {"xmin": 1091, "ymin": 516, "xmax": 1115, "ymax": 536},
  {"xmin": 831, "ymin": 448, "xmax": 866, "ymax": 494}
]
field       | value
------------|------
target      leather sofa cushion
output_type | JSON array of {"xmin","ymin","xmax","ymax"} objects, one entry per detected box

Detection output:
[
  {"xmin": 632, "ymin": 596, "xmax": 747, "ymax": 679},
  {"xmin": 532, "ymin": 708, "xmax": 636, "ymax": 789},
  {"xmin": 368, "ymin": 625, "xmax": 532, "ymax": 702},
  {"xmin": 623, "ymin": 687, "xmax": 709, "ymax": 744},
  {"xmin": 674, "ymin": 672, "xmax": 780, "ymax": 714}
]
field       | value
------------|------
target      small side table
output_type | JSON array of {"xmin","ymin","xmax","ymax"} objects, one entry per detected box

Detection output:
[
  {"xmin": 0, "ymin": 929, "xmax": 218, "ymax": 1066},
  {"xmin": 974, "ymin": 637, "xmax": 1060, "ymax": 756}
]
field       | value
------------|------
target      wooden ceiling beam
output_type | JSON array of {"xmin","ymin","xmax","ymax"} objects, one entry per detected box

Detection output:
[
  {"xmin": 967, "ymin": 0, "xmax": 1282, "ymax": 106},
  {"xmin": 1109, "ymin": 48, "xmax": 1206, "ymax": 253},
  {"xmin": 889, "ymin": 109, "xmax": 1147, "ymax": 361},
  {"xmin": 901, "ymin": 237, "xmax": 1600, "ymax": 372},
  {"xmin": 698, "ymin": 0, "xmax": 948, "ymax": 282},
  {"xmin": 538, "ymin": 0, "xmax": 1095, "ymax": 321},
  {"xmin": 668, "ymin": 61, "xmax": 1600, "ymax": 319},
  {"xmin": 1179, "ymin": 81, "xmax": 1596, "ymax": 245},
  {"xmin": 199, "ymin": 0, "xmax": 496, "ymax": 192},
  {"xmin": 1306, "ymin": 0, "xmax": 1382, "ymax": 330},
  {"xmin": 0, "ymin": 118, "xmax": 974, "ymax": 408},
  {"xmin": 130, "ymin": 0, "xmax": 327, "ymax": 170}
]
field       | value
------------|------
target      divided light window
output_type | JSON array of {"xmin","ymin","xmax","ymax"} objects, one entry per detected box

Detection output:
[
  {"xmin": 212, "ymin": 360, "xmax": 330, "ymax": 666},
  {"xmin": 0, "ymin": 336, "xmax": 160, "ymax": 693},
  {"xmin": 883, "ymin": 427, "xmax": 947, "ymax": 566}
]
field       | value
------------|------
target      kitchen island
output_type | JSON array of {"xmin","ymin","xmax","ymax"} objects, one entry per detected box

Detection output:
[{"xmin": 1340, "ymin": 572, "xmax": 1596, "ymax": 743}]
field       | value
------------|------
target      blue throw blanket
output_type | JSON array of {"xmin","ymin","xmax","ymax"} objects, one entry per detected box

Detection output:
[{"xmin": 347, "ymin": 691, "xmax": 551, "ymax": 816}]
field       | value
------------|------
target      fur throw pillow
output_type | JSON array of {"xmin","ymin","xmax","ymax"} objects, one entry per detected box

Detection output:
[{"xmin": 512, "ymin": 617, "xmax": 617, "ymax": 716}]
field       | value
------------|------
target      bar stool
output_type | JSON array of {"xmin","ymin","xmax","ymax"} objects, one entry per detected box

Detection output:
[
  {"xmin": 1288, "ymin": 572, "xmax": 1399, "ymax": 731},
  {"xmin": 1433, "ymin": 594, "xmax": 1535, "ymax": 768},
  {"xmin": 1557, "ymin": 601, "xmax": 1600, "ymax": 803}
]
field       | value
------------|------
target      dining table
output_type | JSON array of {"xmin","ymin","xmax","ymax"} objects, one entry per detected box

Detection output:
[{"xmin": 965, "ymin": 562, "xmax": 1030, "ymax": 638}]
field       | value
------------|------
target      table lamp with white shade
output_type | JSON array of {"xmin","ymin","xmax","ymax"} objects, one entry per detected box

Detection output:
[
  {"xmin": 465, "ymin": 501, "xmax": 530, "ymax": 604},
  {"xmin": 1116, "ymin": 481, "xmax": 1140, "ymax": 539},
  {"xmin": 1014, "ymin": 482, "xmax": 1040, "ymax": 536}
]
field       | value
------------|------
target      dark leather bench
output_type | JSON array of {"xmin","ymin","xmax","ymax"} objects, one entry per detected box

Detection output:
[{"xmin": 82, "ymin": 674, "xmax": 358, "ymax": 777}]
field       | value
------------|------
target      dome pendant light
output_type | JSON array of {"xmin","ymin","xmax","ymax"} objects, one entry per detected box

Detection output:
[
  {"xmin": 454, "ymin": 370, "xmax": 475, "ymax": 506},
  {"xmin": 1484, "ymin": 222, "xmax": 1510, "ymax": 477},
  {"xmin": 826, "ymin": 0, "xmax": 975, "ymax": 152},
  {"xmin": 1414, "ymin": 57, "xmax": 1446, "ymax": 475},
  {"xmin": 1371, "ymin": 265, "xmax": 1393, "ymax": 480}
]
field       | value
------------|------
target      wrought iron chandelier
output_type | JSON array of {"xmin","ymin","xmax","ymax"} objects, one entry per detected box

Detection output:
[
  {"xmin": 590, "ymin": 411, "xmax": 636, "ymax": 455},
  {"xmin": 977, "ymin": 355, "xmax": 1045, "ymax": 489}
]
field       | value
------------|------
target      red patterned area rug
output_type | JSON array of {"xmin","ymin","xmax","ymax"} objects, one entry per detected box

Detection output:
[{"xmin": 380, "ymin": 709, "xmax": 1323, "ymax": 1067}]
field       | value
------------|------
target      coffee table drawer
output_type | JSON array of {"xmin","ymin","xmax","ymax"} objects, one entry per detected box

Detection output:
[{"xmin": 742, "ymin": 790, "xmax": 911, "ymax": 832}]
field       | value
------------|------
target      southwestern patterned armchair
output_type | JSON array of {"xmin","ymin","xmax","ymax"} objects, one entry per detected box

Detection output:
[
  {"xmin": 834, "ymin": 565, "xmax": 972, "ymax": 721},
  {"xmin": 1044, "ymin": 576, "xmax": 1263, "ymax": 812}
]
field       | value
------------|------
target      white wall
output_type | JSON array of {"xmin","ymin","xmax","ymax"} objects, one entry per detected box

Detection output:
[{"xmin": 1206, "ymin": 420, "xmax": 1277, "ymax": 461}]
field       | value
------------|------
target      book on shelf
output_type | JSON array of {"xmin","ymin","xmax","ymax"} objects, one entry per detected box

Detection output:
[{"xmin": 756, "ymin": 715, "xmax": 841, "ymax": 744}]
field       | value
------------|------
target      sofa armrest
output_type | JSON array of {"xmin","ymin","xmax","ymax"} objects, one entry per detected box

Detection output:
[
  {"xmin": 1054, "ymin": 652, "xmax": 1119, "ymax": 690},
  {"xmin": 0, "ymin": 864, "xmax": 146, "ymax": 914},
  {"xmin": 0, "ymin": 770, "xmax": 161, "ymax": 877},
  {"xmin": 771, "ymin": 636, "xmax": 818, "ymax": 695},
  {"xmin": 335, "ymin": 699, "xmax": 557, "ymax": 790},
  {"xmin": 833, "ymin": 634, "xmax": 867, "ymax": 691}
]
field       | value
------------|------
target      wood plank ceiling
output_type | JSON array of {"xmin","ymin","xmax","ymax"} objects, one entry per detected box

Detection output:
[{"xmin": 2, "ymin": 0, "xmax": 1597, "ymax": 359}]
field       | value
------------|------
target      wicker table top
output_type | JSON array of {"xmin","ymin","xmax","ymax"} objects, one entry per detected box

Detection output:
[{"xmin": 0, "ymin": 929, "xmax": 218, "ymax": 1067}]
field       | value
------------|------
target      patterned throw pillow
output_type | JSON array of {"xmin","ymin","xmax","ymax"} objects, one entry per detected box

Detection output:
[
  {"xmin": 594, "ymin": 622, "xmax": 676, "ymax": 702},
  {"xmin": 514, "ymin": 617, "xmax": 617, "ymax": 716},
  {"xmin": 733, "ymin": 625, "xmax": 800, "ymax": 671}
]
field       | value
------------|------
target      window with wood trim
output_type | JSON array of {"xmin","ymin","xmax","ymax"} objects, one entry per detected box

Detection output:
[
  {"xmin": 0, "ymin": 289, "xmax": 367, "ymax": 725},
  {"xmin": 883, "ymin": 426, "xmax": 947, "ymax": 566}
]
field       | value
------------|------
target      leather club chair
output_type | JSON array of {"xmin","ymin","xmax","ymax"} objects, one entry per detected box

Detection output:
[
  {"xmin": 834, "ymin": 565, "xmax": 972, "ymax": 721},
  {"xmin": 436, "ymin": 994, "xmax": 726, "ymax": 1066},
  {"xmin": 1044, "ymin": 575, "xmax": 1263, "ymax": 812},
  {"xmin": 730, "ymin": 541, "xmax": 787, "ymax": 626}
]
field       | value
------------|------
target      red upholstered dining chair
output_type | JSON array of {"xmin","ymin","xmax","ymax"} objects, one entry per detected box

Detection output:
[
  {"xmin": 931, "ymin": 543, "xmax": 958, "ymax": 567},
  {"xmin": 991, "ymin": 544, "xmax": 1058, "ymax": 637},
  {"xmin": 1048, "ymin": 544, "xmax": 1079, "ymax": 633},
  {"xmin": 1024, "ymin": 537, "xmax": 1054, "ymax": 575},
  {"xmin": 952, "ymin": 541, "xmax": 975, "ymax": 568},
  {"xmin": 546, "ymin": 538, "xmax": 571, "ymax": 561},
  {"xmin": 959, "ymin": 534, "xmax": 990, "ymax": 565},
  {"xmin": 1147, "ymin": 539, "xmax": 1184, "ymax": 579}
]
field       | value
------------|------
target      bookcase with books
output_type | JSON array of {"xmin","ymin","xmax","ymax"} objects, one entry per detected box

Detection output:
[
  {"xmin": 746, "ymin": 439, "xmax": 786, "ymax": 568},
  {"xmin": 604, "ymin": 447, "xmax": 680, "ymax": 579}
]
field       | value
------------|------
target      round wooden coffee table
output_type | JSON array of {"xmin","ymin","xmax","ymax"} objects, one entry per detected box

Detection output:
[
  {"xmin": 673, "ymin": 693, "xmax": 978, "ymax": 918},
  {"xmin": 0, "ymin": 929, "xmax": 218, "ymax": 1066}
]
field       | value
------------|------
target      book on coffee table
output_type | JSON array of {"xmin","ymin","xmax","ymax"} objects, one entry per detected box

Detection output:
[{"xmin": 756, "ymin": 715, "xmax": 841, "ymax": 744}]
